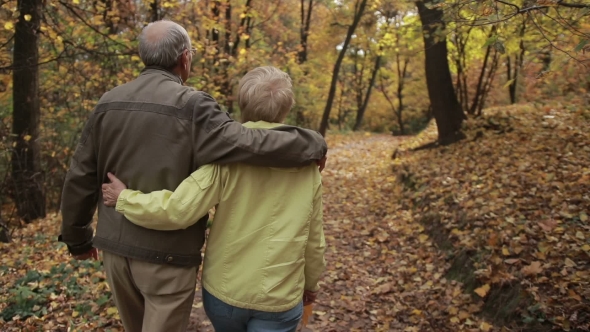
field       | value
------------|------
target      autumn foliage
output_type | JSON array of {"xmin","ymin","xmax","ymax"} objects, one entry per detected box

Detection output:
[{"xmin": 1, "ymin": 0, "xmax": 590, "ymax": 330}]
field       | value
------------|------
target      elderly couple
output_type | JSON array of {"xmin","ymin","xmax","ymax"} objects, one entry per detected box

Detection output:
[{"xmin": 59, "ymin": 20, "xmax": 326, "ymax": 332}]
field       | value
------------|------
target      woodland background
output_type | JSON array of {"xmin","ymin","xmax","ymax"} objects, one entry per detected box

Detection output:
[{"xmin": 0, "ymin": 0, "xmax": 589, "ymax": 331}]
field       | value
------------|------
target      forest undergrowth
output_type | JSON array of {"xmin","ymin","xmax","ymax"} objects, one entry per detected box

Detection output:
[{"xmin": 1, "ymin": 104, "xmax": 589, "ymax": 332}]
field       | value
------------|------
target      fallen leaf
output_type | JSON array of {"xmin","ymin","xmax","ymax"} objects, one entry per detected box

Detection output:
[
  {"xmin": 418, "ymin": 234, "xmax": 429, "ymax": 243},
  {"xmin": 474, "ymin": 284, "xmax": 490, "ymax": 297},
  {"xmin": 568, "ymin": 289, "xmax": 582, "ymax": 302},
  {"xmin": 372, "ymin": 283, "xmax": 393, "ymax": 295},
  {"xmin": 375, "ymin": 232, "xmax": 389, "ymax": 243},
  {"xmin": 458, "ymin": 310, "xmax": 470, "ymax": 319},
  {"xmin": 480, "ymin": 321, "xmax": 493, "ymax": 331},
  {"xmin": 565, "ymin": 258, "xmax": 576, "ymax": 268},
  {"xmin": 502, "ymin": 247, "xmax": 511, "ymax": 256},
  {"xmin": 522, "ymin": 261, "xmax": 543, "ymax": 276},
  {"xmin": 538, "ymin": 219, "xmax": 557, "ymax": 232}
]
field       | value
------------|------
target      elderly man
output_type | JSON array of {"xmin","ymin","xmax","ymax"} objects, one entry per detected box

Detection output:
[{"xmin": 59, "ymin": 21, "xmax": 326, "ymax": 332}]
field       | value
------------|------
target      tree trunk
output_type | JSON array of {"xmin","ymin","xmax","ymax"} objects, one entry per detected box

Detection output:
[
  {"xmin": 396, "ymin": 55, "xmax": 409, "ymax": 135},
  {"xmin": 469, "ymin": 28, "xmax": 495, "ymax": 115},
  {"xmin": 150, "ymin": 0, "xmax": 159, "ymax": 22},
  {"xmin": 416, "ymin": 1, "xmax": 465, "ymax": 145},
  {"xmin": 353, "ymin": 54, "xmax": 381, "ymax": 131},
  {"xmin": 476, "ymin": 49, "xmax": 499, "ymax": 116},
  {"xmin": 507, "ymin": 21, "xmax": 526, "ymax": 104},
  {"xmin": 298, "ymin": 0, "xmax": 313, "ymax": 64},
  {"xmin": 319, "ymin": 0, "xmax": 368, "ymax": 136},
  {"xmin": 11, "ymin": 0, "xmax": 46, "ymax": 222},
  {"xmin": 451, "ymin": 26, "xmax": 473, "ymax": 114}
]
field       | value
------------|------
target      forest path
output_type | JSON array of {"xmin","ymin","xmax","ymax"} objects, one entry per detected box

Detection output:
[{"xmin": 188, "ymin": 133, "xmax": 427, "ymax": 332}]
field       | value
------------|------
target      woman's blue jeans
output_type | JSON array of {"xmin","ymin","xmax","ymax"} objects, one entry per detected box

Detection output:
[{"xmin": 203, "ymin": 288, "xmax": 303, "ymax": 332}]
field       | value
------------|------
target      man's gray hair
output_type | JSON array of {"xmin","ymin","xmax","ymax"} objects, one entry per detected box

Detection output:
[
  {"xmin": 238, "ymin": 66, "xmax": 295, "ymax": 123},
  {"xmin": 138, "ymin": 20, "xmax": 191, "ymax": 68}
]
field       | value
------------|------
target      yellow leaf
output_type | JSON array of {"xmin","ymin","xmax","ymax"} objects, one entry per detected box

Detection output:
[
  {"xmin": 239, "ymin": 48, "xmax": 246, "ymax": 55},
  {"xmin": 106, "ymin": 307, "xmax": 118, "ymax": 315},
  {"xmin": 480, "ymin": 321, "xmax": 492, "ymax": 331},
  {"xmin": 418, "ymin": 234, "xmax": 429, "ymax": 243},
  {"xmin": 411, "ymin": 309, "xmax": 422, "ymax": 315},
  {"xmin": 502, "ymin": 247, "xmax": 510, "ymax": 256},
  {"xmin": 4, "ymin": 22, "xmax": 14, "ymax": 30},
  {"xmin": 73, "ymin": 0, "xmax": 80, "ymax": 3},
  {"xmin": 72, "ymin": 311, "xmax": 79, "ymax": 318},
  {"xmin": 459, "ymin": 310, "xmax": 470, "ymax": 319},
  {"xmin": 575, "ymin": 231, "xmax": 585, "ymax": 240},
  {"xmin": 24, "ymin": 14, "xmax": 32, "ymax": 21},
  {"xmin": 582, "ymin": 244, "xmax": 590, "ymax": 252},
  {"xmin": 450, "ymin": 316, "xmax": 460, "ymax": 323},
  {"xmin": 580, "ymin": 212, "xmax": 588, "ymax": 222},
  {"xmin": 131, "ymin": 55, "xmax": 140, "ymax": 62},
  {"xmin": 474, "ymin": 284, "xmax": 490, "ymax": 297},
  {"xmin": 24, "ymin": 135, "xmax": 32, "ymax": 141}
]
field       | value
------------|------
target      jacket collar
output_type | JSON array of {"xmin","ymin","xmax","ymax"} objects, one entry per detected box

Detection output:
[{"xmin": 140, "ymin": 66, "xmax": 183, "ymax": 85}]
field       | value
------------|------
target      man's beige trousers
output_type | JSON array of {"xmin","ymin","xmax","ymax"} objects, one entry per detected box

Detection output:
[{"xmin": 103, "ymin": 251, "xmax": 197, "ymax": 332}]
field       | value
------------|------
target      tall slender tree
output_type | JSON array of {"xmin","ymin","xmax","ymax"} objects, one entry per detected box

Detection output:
[
  {"xmin": 319, "ymin": 0, "xmax": 368, "ymax": 136},
  {"xmin": 416, "ymin": 0, "xmax": 465, "ymax": 145},
  {"xmin": 353, "ymin": 52, "xmax": 381, "ymax": 131},
  {"xmin": 298, "ymin": 0, "xmax": 314, "ymax": 64},
  {"xmin": 11, "ymin": 0, "xmax": 46, "ymax": 221}
]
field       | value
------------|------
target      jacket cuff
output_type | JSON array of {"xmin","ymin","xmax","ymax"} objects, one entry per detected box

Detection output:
[
  {"xmin": 57, "ymin": 235, "xmax": 94, "ymax": 256},
  {"xmin": 115, "ymin": 189, "xmax": 131, "ymax": 212},
  {"xmin": 305, "ymin": 283, "xmax": 320, "ymax": 293}
]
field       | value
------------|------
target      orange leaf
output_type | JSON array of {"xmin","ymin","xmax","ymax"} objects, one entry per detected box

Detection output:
[{"xmin": 474, "ymin": 284, "xmax": 490, "ymax": 298}]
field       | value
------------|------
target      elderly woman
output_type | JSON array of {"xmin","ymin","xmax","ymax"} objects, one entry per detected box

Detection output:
[{"xmin": 102, "ymin": 66, "xmax": 326, "ymax": 332}]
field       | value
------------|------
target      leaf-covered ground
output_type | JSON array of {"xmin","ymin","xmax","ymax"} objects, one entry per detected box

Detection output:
[{"xmin": 1, "ymin": 104, "xmax": 589, "ymax": 331}]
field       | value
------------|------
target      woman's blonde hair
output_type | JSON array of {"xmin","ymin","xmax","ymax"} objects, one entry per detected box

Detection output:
[{"xmin": 238, "ymin": 66, "xmax": 295, "ymax": 123}]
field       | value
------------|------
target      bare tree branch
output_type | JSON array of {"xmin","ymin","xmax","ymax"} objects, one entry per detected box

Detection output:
[{"xmin": 527, "ymin": 11, "xmax": 587, "ymax": 68}]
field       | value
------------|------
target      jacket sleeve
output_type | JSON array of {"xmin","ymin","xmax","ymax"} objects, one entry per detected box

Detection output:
[
  {"xmin": 304, "ymin": 170, "xmax": 326, "ymax": 292},
  {"xmin": 191, "ymin": 92, "xmax": 327, "ymax": 167},
  {"xmin": 115, "ymin": 165, "xmax": 223, "ymax": 230},
  {"xmin": 59, "ymin": 113, "xmax": 98, "ymax": 255}
]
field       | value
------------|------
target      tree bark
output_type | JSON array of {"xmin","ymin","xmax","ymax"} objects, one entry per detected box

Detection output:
[
  {"xmin": 353, "ymin": 54, "xmax": 381, "ymax": 131},
  {"xmin": 150, "ymin": 0, "xmax": 159, "ymax": 22},
  {"xmin": 396, "ymin": 55, "xmax": 409, "ymax": 134},
  {"xmin": 476, "ymin": 49, "xmax": 499, "ymax": 116},
  {"xmin": 11, "ymin": 0, "xmax": 46, "ymax": 222},
  {"xmin": 507, "ymin": 21, "xmax": 526, "ymax": 104},
  {"xmin": 298, "ymin": 0, "xmax": 313, "ymax": 64},
  {"xmin": 416, "ymin": 1, "xmax": 465, "ymax": 145},
  {"xmin": 469, "ymin": 28, "xmax": 495, "ymax": 115},
  {"xmin": 319, "ymin": 0, "xmax": 368, "ymax": 136}
]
